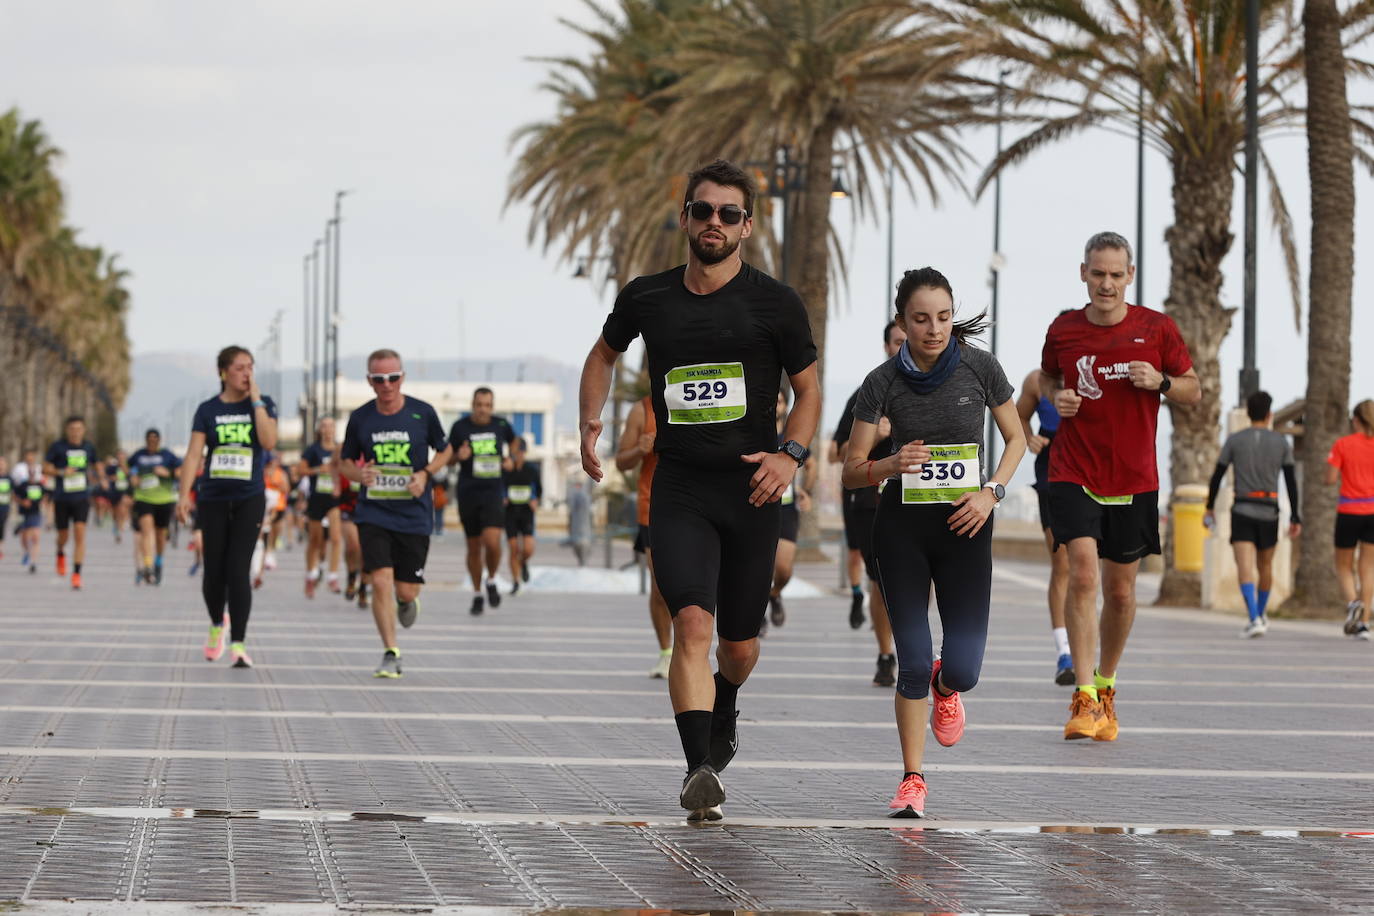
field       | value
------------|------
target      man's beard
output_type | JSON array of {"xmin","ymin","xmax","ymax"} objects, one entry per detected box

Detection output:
[{"xmin": 688, "ymin": 231, "xmax": 739, "ymax": 265}]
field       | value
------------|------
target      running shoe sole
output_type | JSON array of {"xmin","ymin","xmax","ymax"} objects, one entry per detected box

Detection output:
[
  {"xmin": 398, "ymin": 600, "xmax": 419, "ymax": 629},
  {"xmin": 889, "ymin": 805, "xmax": 925, "ymax": 819},
  {"xmin": 1055, "ymin": 668, "xmax": 1076, "ymax": 685},
  {"xmin": 686, "ymin": 805, "xmax": 723, "ymax": 822},
  {"xmin": 679, "ymin": 765, "xmax": 726, "ymax": 812}
]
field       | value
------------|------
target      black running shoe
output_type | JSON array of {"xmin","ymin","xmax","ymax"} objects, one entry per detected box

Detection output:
[
  {"xmin": 486, "ymin": 581, "xmax": 502, "ymax": 609},
  {"xmin": 470, "ymin": 595, "xmax": 485, "ymax": 616},
  {"xmin": 521, "ymin": 563, "xmax": 530, "ymax": 584},
  {"xmin": 680, "ymin": 763, "xmax": 725, "ymax": 817},
  {"xmin": 510, "ymin": 580, "xmax": 520, "ymax": 597},
  {"xmin": 849, "ymin": 591, "xmax": 865, "ymax": 629},
  {"xmin": 357, "ymin": 585, "xmax": 369, "ymax": 610},
  {"xmin": 873, "ymin": 653, "xmax": 896, "ymax": 687},
  {"xmin": 154, "ymin": 564, "xmax": 163, "ymax": 585},
  {"xmin": 709, "ymin": 710, "xmax": 739, "ymax": 772},
  {"xmin": 769, "ymin": 594, "xmax": 786, "ymax": 627}
]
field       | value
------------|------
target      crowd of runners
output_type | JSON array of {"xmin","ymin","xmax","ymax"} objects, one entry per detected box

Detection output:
[{"xmin": 2, "ymin": 156, "xmax": 1373, "ymax": 823}]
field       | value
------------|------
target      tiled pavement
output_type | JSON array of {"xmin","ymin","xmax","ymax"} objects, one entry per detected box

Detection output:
[{"xmin": 1, "ymin": 525, "xmax": 1372, "ymax": 913}]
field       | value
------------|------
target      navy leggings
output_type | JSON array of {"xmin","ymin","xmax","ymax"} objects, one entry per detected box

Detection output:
[
  {"xmin": 872, "ymin": 482, "xmax": 994, "ymax": 700},
  {"xmin": 198, "ymin": 494, "xmax": 265, "ymax": 643}
]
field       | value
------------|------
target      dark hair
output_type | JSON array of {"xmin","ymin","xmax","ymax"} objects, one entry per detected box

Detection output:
[
  {"xmin": 684, "ymin": 159, "xmax": 756, "ymax": 216},
  {"xmin": 473, "ymin": 386, "xmax": 494, "ymax": 402},
  {"xmin": 145, "ymin": 427, "xmax": 160, "ymax": 439},
  {"xmin": 1246, "ymin": 390, "xmax": 1273, "ymax": 422},
  {"xmin": 1354, "ymin": 399, "xmax": 1374, "ymax": 437},
  {"xmin": 883, "ymin": 320, "xmax": 901, "ymax": 346},
  {"xmin": 64, "ymin": 415, "xmax": 85, "ymax": 427},
  {"xmin": 216, "ymin": 345, "xmax": 252, "ymax": 392},
  {"xmin": 894, "ymin": 267, "xmax": 989, "ymax": 344}
]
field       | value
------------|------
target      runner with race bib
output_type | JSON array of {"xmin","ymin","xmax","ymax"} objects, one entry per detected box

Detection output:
[
  {"xmin": 448, "ymin": 388, "xmax": 518, "ymax": 615},
  {"xmin": 339, "ymin": 348, "xmax": 452, "ymax": 678},
  {"xmin": 177, "ymin": 345, "xmax": 279, "ymax": 668},
  {"xmin": 842, "ymin": 267, "xmax": 1025, "ymax": 819},
  {"xmin": 43, "ymin": 416, "xmax": 104, "ymax": 590},
  {"xmin": 129, "ymin": 428, "xmax": 182, "ymax": 585},
  {"xmin": 579, "ymin": 159, "xmax": 820, "ymax": 822}
]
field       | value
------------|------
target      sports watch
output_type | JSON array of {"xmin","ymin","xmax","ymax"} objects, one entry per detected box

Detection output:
[
  {"xmin": 780, "ymin": 440, "xmax": 809, "ymax": 466},
  {"xmin": 983, "ymin": 481, "xmax": 1005, "ymax": 502},
  {"xmin": 1158, "ymin": 373, "xmax": 1172, "ymax": 394}
]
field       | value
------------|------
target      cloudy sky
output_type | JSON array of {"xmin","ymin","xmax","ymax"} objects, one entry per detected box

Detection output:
[{"xmin": 3, "ymin": 0, "xmax": 1372, "ymax": 474}]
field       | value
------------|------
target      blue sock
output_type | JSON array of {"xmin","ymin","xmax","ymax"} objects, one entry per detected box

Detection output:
[
  {"xmin": 1239, "ymin": 582, "xmax": 1258, "ymax": 621},
  {"xmin": 154, "ymin": 555, "xmax": 163, "ymax": 570},
  {"xmin": 851, "ymin": 584, "xmax": 862, "ymax": 596},
  {"xmin": 1257, "ymin": 589, "xmax": 1270, "ymax": 617}
]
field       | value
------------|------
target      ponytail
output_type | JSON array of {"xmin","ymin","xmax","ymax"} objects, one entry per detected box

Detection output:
[
  {"xmin": 1354, "ymin": 399, "xmax": 1374, "ymax": 438},
  {"xmin": 894, "ymin": 267, "xmax": 989, "ymax": 345}
]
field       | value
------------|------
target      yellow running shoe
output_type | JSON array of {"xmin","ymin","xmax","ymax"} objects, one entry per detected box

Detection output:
[
  {"xmin": 1064, "ymin": 688, "xmax": 1104, "ymax": 740},
  {"xmin": 1094, "ymin": 687, "xmax": 1118, "ymax": 741}
]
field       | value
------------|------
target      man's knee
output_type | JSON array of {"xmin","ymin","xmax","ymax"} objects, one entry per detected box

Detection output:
[
  {"xmin": 717, "ymin": 637, "xmax": 757, "ymax": 669},
  {"xmin": 673, "ymin": 607, "xmax": 714, "ymax": 651},
  {"xmin": 1103, "ymin": 574, "xmax": 1136, "ymax": 609},
  {"xmin": 395, "ymin": 581, "xmax": 420, "ymax": 602}
]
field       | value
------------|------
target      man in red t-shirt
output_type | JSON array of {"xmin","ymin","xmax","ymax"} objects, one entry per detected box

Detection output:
[{"xmin": 1039, "ymin": 231, "xmax": 1201, "ymax": 742}]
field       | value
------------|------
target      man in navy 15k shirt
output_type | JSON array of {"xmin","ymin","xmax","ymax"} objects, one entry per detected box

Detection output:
[
  {"xmin": 43, "ymin": 415, "xmax": 105, "ymax": 589},
  {"xmin": 448, "ymin": 386, "xmax": 519, "ymax": 615},
  {"xmin": 340, "ymin": 348, "xmax": 452, "ymax": 679}
]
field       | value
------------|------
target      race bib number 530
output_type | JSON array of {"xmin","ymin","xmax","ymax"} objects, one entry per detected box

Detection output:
[
  {"xmin": 664, "ymin": 362, "xmax": 746, "ymax": 425},
  {"xmin": 901, "ymin": 443, "xmax": 980, "ymax": 504}
]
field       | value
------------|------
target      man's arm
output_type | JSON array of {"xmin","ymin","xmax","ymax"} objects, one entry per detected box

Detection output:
[
  {"xmin": 740, "ymin": 363, "xmax": 821, "ymax": 507},
  {"xmin": 615, "ymin": 399, "xmax": 648, "ymax": 472},
  {"xmin": 578, "ymin": 337, "xmax": 620, "ymax": 482}
]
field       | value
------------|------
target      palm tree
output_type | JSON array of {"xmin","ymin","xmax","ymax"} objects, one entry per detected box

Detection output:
[
  {"xmin": 1292, "ymin": 0, "xmax": 1363, "ymax": 610},
  {"xmin": 946, "ymin": 0, "xmax": 1374, "ymax": 605}
]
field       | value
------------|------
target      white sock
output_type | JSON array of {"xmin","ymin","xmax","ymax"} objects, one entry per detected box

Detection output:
[{"xmin": 1053, "ymin": 626, "xmax": 1070, "ymax": 657}]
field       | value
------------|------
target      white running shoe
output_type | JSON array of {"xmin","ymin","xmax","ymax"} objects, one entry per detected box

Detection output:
[
  {"xmin": 649, "ymin": 653, "xmax": 671, "ymax": 679},
  {"xmin": 1242, "ymin": 618, "xmax": 1267, "ymax": 639}
]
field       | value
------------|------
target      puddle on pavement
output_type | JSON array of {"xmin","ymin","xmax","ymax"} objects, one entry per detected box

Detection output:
[{"xmin": 0, "ymin": 804, "xmax": 1369, "ymax": 838}]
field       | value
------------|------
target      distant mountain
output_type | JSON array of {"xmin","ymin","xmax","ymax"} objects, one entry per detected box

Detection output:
[{"xmin": 119, "ymin": 351, "xmax": 584, "ymax": 445}]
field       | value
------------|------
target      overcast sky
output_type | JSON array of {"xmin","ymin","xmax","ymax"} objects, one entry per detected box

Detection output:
[{"xmin": 3, "ymin": 0, "xmax": 1372, "ymax": 472}]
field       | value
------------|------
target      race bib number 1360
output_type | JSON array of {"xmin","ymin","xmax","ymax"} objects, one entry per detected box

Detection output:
[{"xmin": 664, "ymin": 362, "xmax": 746, "ymax": 425}]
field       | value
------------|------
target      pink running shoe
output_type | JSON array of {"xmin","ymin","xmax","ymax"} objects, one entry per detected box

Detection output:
[
  {"xmin": 889, "ymin": 773, "xmax": 926, "ymax": 818},
  {"xmin": 929, "ymin": 658, "xmax": 965, "ymax": 747},
  {"xmin": 204, "ymin": 624, "xmax": 225, "ymax": 662}
]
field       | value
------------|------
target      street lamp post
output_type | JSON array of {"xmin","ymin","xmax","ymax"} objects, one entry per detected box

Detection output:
[
  {"xmin": 322, "ymin": 221, "xmax": 333, "ymax": 420},
  {"xmin": 330, "ymin": 190, "xmax": 348, "ymax": 419},
  {"xmin": 986, "ymin": 69, "xmax": 1010, "ymax": 471},
  {"xmin": 312, "ymin": 238, "xmax": 323, "ymax": 430},
  {"xmin": 1137, "ymin": 79, "xmax": 1146, "ymax": 308},
  {"xmin": 302, "ymin": 253, "xmax": 313, "ymax": 434},
  {"xmin": 1240, "ymin": 0, "xmax": 1261, "ymax": 402}
]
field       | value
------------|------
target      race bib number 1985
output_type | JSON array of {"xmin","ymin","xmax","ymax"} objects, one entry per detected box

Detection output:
[
  {"xmin": 209, "ymin": 447, "xmax": 252, "ymax": 481},
  {"xmin": 664, "ymin": 362, "xmax": 746, "ymax": 425}
]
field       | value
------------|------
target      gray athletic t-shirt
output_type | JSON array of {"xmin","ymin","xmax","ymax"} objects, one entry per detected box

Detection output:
[
  {"xmin": 853, "ymin": 345, "xmax": 1014, "ymax": 484},
  {"xmin": 1219, "ymin": 427, "xmax": 1295, "ymax": 521}
]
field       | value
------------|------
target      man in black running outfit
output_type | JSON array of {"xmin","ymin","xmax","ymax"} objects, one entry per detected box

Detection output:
[
  {"xmin": 449, "ymin": 387, "xmax": 518, "ymax": 615},
  {"xmin": 578, "ymin": 159, "xmax": 820, "ymax": 820}
]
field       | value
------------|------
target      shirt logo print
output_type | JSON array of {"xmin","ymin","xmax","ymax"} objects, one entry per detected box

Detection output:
[
  {"xmin": 1076, "ymin": 355, "xmax": 1104, "ymax": 400},
  {"xmin": 958, "ymin": 396, "xmax": 971, "ymax": 406}
]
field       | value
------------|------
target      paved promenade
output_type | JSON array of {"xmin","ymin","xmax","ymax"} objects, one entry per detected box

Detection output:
[{"xmin": 0, "ymin": 524, "xmax": 1371, "ymax": 913}]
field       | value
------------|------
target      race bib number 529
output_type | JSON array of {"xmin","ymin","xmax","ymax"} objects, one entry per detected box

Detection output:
[{"xmin": 664, "ymin": 362, "xmax": 746, "ymax": 425}]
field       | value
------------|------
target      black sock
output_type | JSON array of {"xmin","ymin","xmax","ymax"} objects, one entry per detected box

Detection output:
[
  {"xmin": 74, "ymin": 563, "xmax": 81, "ymax": 574},
  {"xmin": 675, "ymin": 710, "xmax": 713, "ymax": 770},
  {"xmin": 713, "ymin": 671, "xmax": 741, "ymax": 716},
  {"xmin": 57, "ymin": 550, "xmax": 65, "ymax": 558},
  {"xmin": 903, "ymin": 771, "xmax": 923, "ymax": 780}
]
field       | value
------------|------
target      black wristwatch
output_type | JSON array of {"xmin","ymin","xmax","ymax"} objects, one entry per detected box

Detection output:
[
  {"xmin": 780, "ymin": 439, "xmax": 809, "ymax": 466},
  {"xmin": 1159, "ymin": 373, "xmax": 1172, "ymax": 394}
]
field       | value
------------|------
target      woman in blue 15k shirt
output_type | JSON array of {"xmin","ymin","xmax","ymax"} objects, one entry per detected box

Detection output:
[{"xmin": 177, "ymin": 345, "xmax": 278, "ymax": 669}]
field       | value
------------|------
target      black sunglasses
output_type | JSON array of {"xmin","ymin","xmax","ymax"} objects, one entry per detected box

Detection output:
[
  {"xmin": 685, "ymin": 200, "xmax": 749, "ymax": 225},
  {"xmin": 368, "ymin": 372, "xmax": 403, "ymax": 384}
]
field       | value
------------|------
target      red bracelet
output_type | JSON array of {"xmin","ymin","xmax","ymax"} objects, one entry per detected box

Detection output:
[{"xmin": 865, "ymin": 460, "xmax": 877, "ymax": 486}]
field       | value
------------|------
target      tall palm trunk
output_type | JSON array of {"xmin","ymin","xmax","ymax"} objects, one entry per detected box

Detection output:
[
  {"xmin": 1292, "ymin": 0, "xmax": 1354, "ymax": 610},
  {"xmin": 787, "ymin": 122, "xmax": 838, "ymax": 559},
  {"xmin": 1158, "ymin": 155, "xmax": 1236, "ymax": 606}
]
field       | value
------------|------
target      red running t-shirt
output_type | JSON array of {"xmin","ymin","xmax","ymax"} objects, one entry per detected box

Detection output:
[
  {"xmin": 1040, "ymin": 305, "xmax": 1193, "ymax": 497},
  {"xmin": 1328, "ymin": 433, "xmax": 1374, "ymax": 515}
]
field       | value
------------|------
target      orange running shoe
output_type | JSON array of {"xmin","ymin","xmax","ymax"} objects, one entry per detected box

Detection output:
[
  {"xmin": 56, "ymin": 554, "xmax": 66, "ymax": 576},
  {"xmin": 889, "ymin": 773, "xmax": 927, "ymax": 818},
  {"xmin": 70, "ymin": 572, "xmax": 82, "ymax": 590},
  {"xmin": 1095, "ymin": 687, "xmax": 1118, "ymax": 741},
  {"xmin": 1064, "ymin": 689, "xmax": 1104, "ymax": 740},
  {"xmin": 928, "ymin": 659, "xmax": 965, "ymax": 747},
  {"xmin": 204, "ymin": 624, "xmax": 225, "ymax": 662}
]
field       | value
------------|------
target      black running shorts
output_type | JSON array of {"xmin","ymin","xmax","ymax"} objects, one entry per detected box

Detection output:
[
  {"xmin": 53, "ymin": 499, "xmax": 90, "ymax": 530},
  {"xmin": 133, "ymin": 501, "xmax": 174, "ymax": 530},
  {"xmin": 649, "ymin": 458, "xmax": 779, "ymax": 642},
  {"xmin": 458, "ymin": 490, "xmax": 505, "ymax": 537},
  {"xmin": 1048, "ymin": 483, "xmax": 1160, "ymax": 564},
  {"xmin": 305, "ymin": 493, "xmax": 337, "ymax": 522},
  {"xmin": 358, "ymin": 522, "xmax": 429, "ymax": 583},
  {"xmin": 1230, "ymin": 511, "xmax": 1279, "ymax": 550},
  {"xmin": 779, "ymin": 504, "xmax": 799, "ymax": 544},
  {"xmin": 1335, "ymin": 512, "xmax": 1374, "ymax": 549},
  {"xmin": 849, "ymin": 504, "xmax": 879, "ymax": 581},
  {"xmin": 505, "ymin": 504, "xmax": 535, "ymax": 539}
]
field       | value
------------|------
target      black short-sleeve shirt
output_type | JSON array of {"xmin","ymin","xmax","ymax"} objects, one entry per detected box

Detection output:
[
  {"xmin": 448, "ymin": 416, "xmax": 517, "ymax": 494},
  {"xmin": 44, "ymin": 440, "xmax": 99, "ymax": 503},
  {"xmin": 601, "ymin": 263, "xmax": 817, "ymax": 470},
  {"xmin": 340, "ymin": 396, "xmax": 449, "ymax": 535}
]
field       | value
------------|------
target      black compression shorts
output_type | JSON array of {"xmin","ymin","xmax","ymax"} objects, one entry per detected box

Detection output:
[
  {"xmin": 306, "ymin": 493, "xmax": 338, "ymax": 522},
  {"xmin": 1335, "ymin": 513, "xmax": 1374, "ymax": 549},
  {"xmin": 54, "ymin": 499, "xmax": 90, "ymax": 529},
  {"xmin": 133, "ymin": 502, "xmax": 174, "ymax": 529},
  {"xmin": 779, "ymin": 504, "xmax": 799, "ymax": 544},
  {"xmin": 1048, "ymin": 483, "xmax": 1160, "ymax": 564},
  {"xmin": 649, "ymin": 458, "xmax": 778, "ymax": 642},
  {"xmin": 358, "ymin": 523, "xmax": 430, "ymax": 583},
  {"xmin": 458, "ymin": 490, "xmax": 505, "ymax": 537},
  {"xmin": 1230, "ymin": 511, "xmax": 1279, "ymax": 550},
  {"xmin": 505, "ymin": 504, "xmax": 535, "ymax": 538}
]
